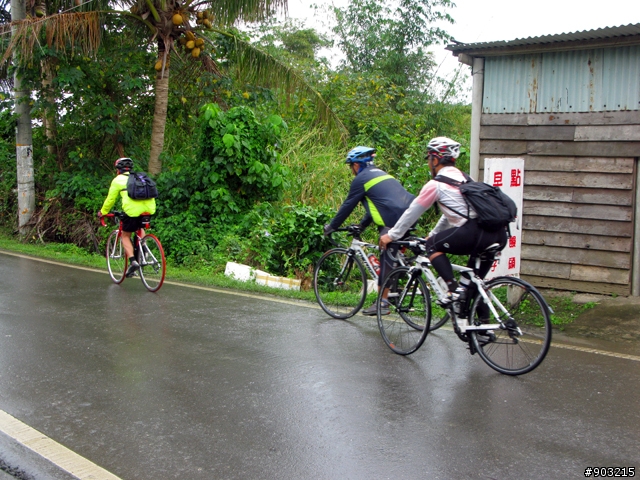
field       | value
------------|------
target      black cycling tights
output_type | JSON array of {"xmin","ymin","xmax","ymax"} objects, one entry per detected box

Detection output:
[{"xmin": 424, "ymin": 219, "xmax": 507, "ymax": 291}]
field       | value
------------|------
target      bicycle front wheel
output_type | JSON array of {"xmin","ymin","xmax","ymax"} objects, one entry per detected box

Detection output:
[
  {"xmin": 470, "ymin": 277, "xmax": 552, "ymax": 375},
  {"xmin": 106, "ymin": 230, "xmax": 127, "ymax": 284},
  {"xmin": 139, "ymin": 234, "xmax": 166, "ymax": 292},
  {"xmin": 429, "ymin": 300, "xmax": 450, "ymax": 331},
  {"xmin": 378, "ymin": 267, "xmax": 431, "ymax": 355},
  {"xmin": 313, "ymin": 248, "xmax": 369, "ymax": 319}
]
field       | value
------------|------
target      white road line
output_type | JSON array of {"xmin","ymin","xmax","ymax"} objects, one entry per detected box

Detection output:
[
  {"xmin": 0, "ymin": 410, "xmax": 122, "ymax": 480},
  {"xmin": 550, "ymin": 342, "xmax": 640, "ymax": 362}
]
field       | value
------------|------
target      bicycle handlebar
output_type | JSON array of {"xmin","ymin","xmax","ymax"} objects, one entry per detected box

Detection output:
[
  {"xmin": 326, "ymin": 225, "xmax": 363, "ymax": 247},
  {"xmin": 389, "ymin": 237, "xmax": 428, "ymax": 254},
  {"xmin": 99, "ymin": 211, "xmax": 124, "ymax": 228}
]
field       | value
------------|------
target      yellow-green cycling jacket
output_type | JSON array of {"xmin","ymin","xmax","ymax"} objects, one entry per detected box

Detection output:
[{"xmin": 100, "ymin": 172, "xmax": 156, "ymax": 217}]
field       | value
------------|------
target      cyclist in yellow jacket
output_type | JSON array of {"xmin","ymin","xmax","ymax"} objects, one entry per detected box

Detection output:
[{"xmin": 98, "ymin": 158, "xmax": 156, "ymax": 277}]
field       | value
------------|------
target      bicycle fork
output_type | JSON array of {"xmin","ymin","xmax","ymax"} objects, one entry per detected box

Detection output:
[{"xmin": 388, "ymin": 268, "xmax": 422, "ymax": 313}]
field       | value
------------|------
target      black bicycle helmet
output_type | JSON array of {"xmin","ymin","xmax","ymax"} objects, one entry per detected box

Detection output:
[{"xmin": 114, "ymin": 157, "xmax": 134, "ymax": 171}]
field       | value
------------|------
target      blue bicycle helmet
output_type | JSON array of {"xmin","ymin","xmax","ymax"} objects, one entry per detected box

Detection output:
[{"xmin": 345, "ymin": 146, "xmax": 376, "ymax": 164}]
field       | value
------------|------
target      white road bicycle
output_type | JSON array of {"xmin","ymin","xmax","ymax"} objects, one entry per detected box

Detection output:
[
  {"xmin": 377, "ymin": 238, "xmax": 552, "ymax": 375},
  {"xmin": 313, "ymin": 226, "xmax": 444, "ymax": 323},
  {"xmin": 313, "ymin": 226, "xmax": 385, "ymax": 319}
]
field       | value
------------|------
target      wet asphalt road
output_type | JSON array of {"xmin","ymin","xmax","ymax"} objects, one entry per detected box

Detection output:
[{"xmin": 0, "ymin": 251, "xmax": 639, "ymax": 479}]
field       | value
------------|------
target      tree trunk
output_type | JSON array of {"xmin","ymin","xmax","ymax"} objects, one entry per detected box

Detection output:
[
  {"xmin": 42, "ymin": 59, "xmax": 59, "ymax": 160},
  {"xmin": 11, "ymin": 0, "xmax": 35, "ymax": 235},
  {"xmin": 148, "ymin": 51, "xmax": 170, "ymax": 176}
]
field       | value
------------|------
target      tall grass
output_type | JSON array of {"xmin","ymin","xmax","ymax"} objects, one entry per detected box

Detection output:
[{"xmin": 279, "ymin": 126, "xmax": 351, "ymax": 209}]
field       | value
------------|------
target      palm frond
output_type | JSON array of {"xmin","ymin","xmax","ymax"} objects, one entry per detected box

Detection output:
[
  {"xmin": 2, "ymin": 12, "xmax": 101, "ymax": 66},
  {"xmin": 216, "ymin": 30, "xmax": 347, "ymax": 142},
  {"xmin": 208, "ymin": 0, "xmax": 288, "ymax": 26}
]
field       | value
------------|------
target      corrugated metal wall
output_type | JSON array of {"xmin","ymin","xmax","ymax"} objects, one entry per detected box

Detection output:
[{"xmin": 483, "ymin": 46, "xmax": 640, "ymax": 113}]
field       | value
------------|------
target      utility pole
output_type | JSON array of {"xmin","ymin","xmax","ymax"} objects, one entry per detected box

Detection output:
[{"xmin": 11, "ymin": 0, "xmax": 35, "ymax": 235}]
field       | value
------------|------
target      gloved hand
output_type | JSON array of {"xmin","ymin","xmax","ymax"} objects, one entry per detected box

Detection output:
[
  {"xmin": 323, "ymin": 224, "xmax": 335, "ymax": 236},
  {"xmin": 348, "ymin": 224, "xmax": 361, "ymax": 235},
  {"xmin": 97, "ymin": 211, "xmax": 103, "ymax": 219}
]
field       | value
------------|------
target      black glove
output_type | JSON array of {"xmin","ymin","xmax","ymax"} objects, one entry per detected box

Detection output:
[
  {"xmin": 347, "ymin": 224, "xmax": 361, "ymax": 235},
  {"xmin": 323, "ymin": 224, "xmax": 335, "ymax": 236}
]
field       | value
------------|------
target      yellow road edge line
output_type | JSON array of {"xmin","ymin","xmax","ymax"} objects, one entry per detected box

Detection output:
[{"xmin": 0, "ymin": 409, "xmax": 123, "ymax": 480}]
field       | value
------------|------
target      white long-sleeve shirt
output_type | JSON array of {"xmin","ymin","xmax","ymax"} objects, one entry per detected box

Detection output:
[{"xmin": 387, "ymin": 166, "xmax": 477, "ymax": 240}]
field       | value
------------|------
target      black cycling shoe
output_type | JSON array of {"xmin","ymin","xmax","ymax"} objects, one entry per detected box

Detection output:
[
  {"xmin": 125, "ymin": 260, "xmax": 140, "ymax": 278},
  {"xmin": 362, "ymin": 301, "xmax": 390, "ymax": 316}
]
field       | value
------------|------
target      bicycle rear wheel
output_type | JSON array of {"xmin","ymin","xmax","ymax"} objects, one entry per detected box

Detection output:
[
  {"xmin": 106, "ymin": 230, "xmax": 127, "ymax": 284},
  {"xmin": 378, "ymin": 267, "xmax": 431, "ymax": 355},
  {"xmin": 470, "ymin": 277, "xmax": 552, "ymax": 375},
  {"xmin": 139, "ymin": 234, "xmax": 166, "ymax": 292},
  {"xmin": 313, "ymin": 248, "xmax": 369, "ymax": 319}
]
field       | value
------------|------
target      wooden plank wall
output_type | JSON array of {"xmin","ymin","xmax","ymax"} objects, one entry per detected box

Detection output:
[{"xmin": 480, "ymin": 111, "xmax": 639, "ymax": 295}]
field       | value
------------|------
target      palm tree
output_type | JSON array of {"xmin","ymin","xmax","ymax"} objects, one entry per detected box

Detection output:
[{"xmin": 2, "ymin": 0, "xmax": 346, "ymax": 175}]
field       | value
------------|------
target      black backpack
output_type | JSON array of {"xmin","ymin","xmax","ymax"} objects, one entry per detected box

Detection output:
[
  {"xmin": 126, "ymin": 171, "xmax": 158, "ymax": 200},
  {"xmin": 434, "ymin": 173, "xmax": 517, "ymax": 231}
]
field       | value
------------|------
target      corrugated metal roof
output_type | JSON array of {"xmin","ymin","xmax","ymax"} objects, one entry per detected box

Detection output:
[
  {"xmin": 447, "ymin": 23, "xmax": 640, "ymax": 56},
  {"xmin": 481, "ymin": 46, "xmax": 640, "ymax": 113}
]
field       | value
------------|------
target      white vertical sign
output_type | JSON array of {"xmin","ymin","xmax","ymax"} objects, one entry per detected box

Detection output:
[{"xmin": 483, "ymin": 158, "xmax": 524, "ymax": 279}]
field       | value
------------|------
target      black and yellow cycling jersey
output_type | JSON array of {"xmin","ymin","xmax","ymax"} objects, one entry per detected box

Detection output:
[{"xmin": 328, "ymin": 164, "xmax": 415, "ymax": 232}]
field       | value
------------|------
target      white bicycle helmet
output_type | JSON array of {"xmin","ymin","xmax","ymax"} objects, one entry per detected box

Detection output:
[{"xmin": 427, "ymin": 137, "xmax": 460, "ymax": 162}]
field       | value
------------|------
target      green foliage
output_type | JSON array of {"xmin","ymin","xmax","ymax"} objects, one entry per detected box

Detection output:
[
  {"xmin": 197, "ymin": 103, "xmax": 289, "ymax": 211},
  {"xmin": 331, "ymin": 0, "xmax": 454, "ymax": 91},
  {"xmin": 277, "ymin": 125, "xmax": 351, "ymax": 208},
  {"xmin": 0, "ymin": 6, "xmax": 478, "ymax": 291},
  {"xmin": 46, "ymin": 171, "xmax": 109, "ymax": 213},
  {"xmin": 151, "ymin": 104, "xmax": 291, "ymax": 264},
  {"xmin": 212, "ymin": 202, "xmax": 334, "ymax": 280},
  {"xmin": 27, "ymin": 19, "xmax": 157, "ymax": 169},
  {"xmin": 0, "ymin": 104, "xmax": 16, "ymax": 227}
]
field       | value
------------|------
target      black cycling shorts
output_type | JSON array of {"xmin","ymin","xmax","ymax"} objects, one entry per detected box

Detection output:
[{"xmin": 121, "ymin": 214, "xmax": 150, "ymax": 233}]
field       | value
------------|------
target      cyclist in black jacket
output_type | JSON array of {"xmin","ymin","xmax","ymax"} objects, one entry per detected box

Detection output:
[{"xmin": 324, "ymin": 146, "xmax": 415, "ymax": 315}]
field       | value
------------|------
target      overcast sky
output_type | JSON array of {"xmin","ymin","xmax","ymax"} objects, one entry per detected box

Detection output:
[{"xmin": 282, "ymin": 0, "xmax": 640, "ymax": 101}]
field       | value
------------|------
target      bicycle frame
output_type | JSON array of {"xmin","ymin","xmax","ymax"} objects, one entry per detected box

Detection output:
[
  {"xmin": 395, "ymin": 239, "xmax": 511, "ymax": 334},
  {"xmin": 347, "ymin": 237, "xmax": 381, "ymax": 282},
  {"xmin": 326, "ymin": 228, "xmax": 382, "ymax": 282},
  {"xmin": 327, "ymin": 227, "xmax": 409, "ymax": 285}
]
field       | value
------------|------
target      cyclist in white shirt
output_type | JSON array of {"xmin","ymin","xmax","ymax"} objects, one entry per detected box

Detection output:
[{"xmin": 379, "ymin": 137, "xmax": 508, "ymax": 318}]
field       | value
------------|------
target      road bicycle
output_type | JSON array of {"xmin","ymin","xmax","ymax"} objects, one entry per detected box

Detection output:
[
  {"xmin": 313, "ymin": 226, "xmax": 450, "ymax": 328},
  {"xmin": 377, "ymin": 238, "xmax": 552, "ymax": 375},
  {"xmin": 313, "ymin": 226, "xmax": 384, "ymax": 319},
  {"xmin": 100, "ymin": 211, "xmax": 166, "ymax": 292}
]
